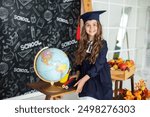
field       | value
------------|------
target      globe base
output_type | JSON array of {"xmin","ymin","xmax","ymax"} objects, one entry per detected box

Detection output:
[{"xmin": 44, "ymin": 85, "xmax": 63, "ymax": 93}]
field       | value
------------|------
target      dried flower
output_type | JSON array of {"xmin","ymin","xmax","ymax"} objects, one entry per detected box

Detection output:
[
  {"xmin": 135, "ymin": 79, "xmax": 146, "ymax": 91},
  {"xmin": 118, "ymin": 79, "xmax": 150, "ymax": 100}
]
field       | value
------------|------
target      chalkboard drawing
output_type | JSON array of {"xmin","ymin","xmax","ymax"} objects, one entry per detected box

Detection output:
[
  {"xmin": 36, "ymin": 18, "xmax": 45, "ymax": 28},
  {"xmin": 60, "ymin": 3, "xmax": 72, "ymax": 10},
  {"xmin": 0, "ymin": 7, "xmax": 9, "ymax": 22},
  {"xmin": 2, "ymin": 0, "xmax": 15, "ymax": 7},
  {"xmin": 18, "ymin": 0, "xmax": 32, "ymax": 6},
  {"xmin": 0, "ymin": 62, "xmax": 9, "ymax": 74},
  {"xmin": 2, "ymin": 46, "xmax": 14, "ymax": 62},
  {"xmin": 7, "ymin": 32, "xmax": 18, "ymax": 46},
  {"xmin": 30, "ymin": 14, "xmax": 37, "ymax": 24},
  {"xmin": 31, "ymin": 26, "xmax": 35, "ymax": 40},
  {"xmin": 17, "ymin": 49, "xmax": 32, "ymax": 58},
  {"xmin": 44, "ymin": 10, "xmax": 53, "ymax": 22}
]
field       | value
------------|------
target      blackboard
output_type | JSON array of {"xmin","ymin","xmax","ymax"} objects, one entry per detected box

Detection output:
[{"xmin": 0, "ymin": 0, "xmax": 80, "ymax": 99}]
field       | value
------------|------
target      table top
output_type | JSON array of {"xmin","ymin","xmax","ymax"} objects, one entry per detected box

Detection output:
[{"xmin": 27, "ymin": 80, "xmax": 76, "ymax": 97}]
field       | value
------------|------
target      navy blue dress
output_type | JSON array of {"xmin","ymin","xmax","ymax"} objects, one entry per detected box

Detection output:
[{"xmin": 76, "ymin": 40, "xmax": 113, "ymax": 100}]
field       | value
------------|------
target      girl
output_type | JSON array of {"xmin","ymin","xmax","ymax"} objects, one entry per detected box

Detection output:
[{"xmin": 71, "ymin": 11, "xmax": 113, "ymax": 100}]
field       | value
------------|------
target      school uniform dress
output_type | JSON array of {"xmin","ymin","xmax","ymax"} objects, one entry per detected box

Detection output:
[{"xmin": 76, "ymin": 40, "xmax": 113, "ymax": 100}]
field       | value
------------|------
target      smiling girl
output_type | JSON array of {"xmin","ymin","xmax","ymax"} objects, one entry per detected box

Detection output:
[{"xmin": 71, "ymin": 11, "xmax": 113, "ymax": 100}]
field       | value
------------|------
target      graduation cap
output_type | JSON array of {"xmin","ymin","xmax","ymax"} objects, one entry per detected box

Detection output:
[{"xmin": 80, "ymin": 10, "xmax": 106, "ymax": 23}]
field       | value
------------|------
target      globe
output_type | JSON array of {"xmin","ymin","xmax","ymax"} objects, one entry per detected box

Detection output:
[{"xmin": 34, "ymin": 47, "xmax": 70, "ymax": 92}]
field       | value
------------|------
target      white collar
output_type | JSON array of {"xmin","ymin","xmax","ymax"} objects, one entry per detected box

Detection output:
[{"xmin": 86, "ymin": 41, "xmax": 93, "ymax": 53}]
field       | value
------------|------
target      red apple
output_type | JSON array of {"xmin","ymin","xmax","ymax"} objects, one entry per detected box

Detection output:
[{"xmin": 118, "ymin": 63, "xmax": 127, "ymax": 71}]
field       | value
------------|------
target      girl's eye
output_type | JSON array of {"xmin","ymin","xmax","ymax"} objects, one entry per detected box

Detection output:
[
  {"xmin": 86, "ymin": 24, "xmax": 90, "ymax": 27},
  {"xmin": 93, "ymin": 23, "xmax": 97, "ymax": 26}
]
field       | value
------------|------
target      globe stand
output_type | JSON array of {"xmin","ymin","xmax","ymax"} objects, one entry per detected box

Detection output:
[{"xmin": 44, "ymin": 82, "xmax": 63, "ymax": 93}]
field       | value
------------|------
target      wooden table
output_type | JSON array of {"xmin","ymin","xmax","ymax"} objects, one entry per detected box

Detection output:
[
  {"xmin": 112, "ymin": 74, "xmax": 134, "ymax": 99},
  {"xmin": 27, "ymin": 80, "xmax": 76, "ymax": 100}
]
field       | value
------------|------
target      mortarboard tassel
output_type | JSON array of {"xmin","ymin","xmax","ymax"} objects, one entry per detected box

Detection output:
[{"xmin": 76, "ymin": 23, "xmax": 80, "ymax": 41}]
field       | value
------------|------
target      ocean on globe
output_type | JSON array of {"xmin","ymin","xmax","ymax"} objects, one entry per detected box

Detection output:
[{"xmin": 34, "ymin": 47, "xmax": 70, "ymax": 83}]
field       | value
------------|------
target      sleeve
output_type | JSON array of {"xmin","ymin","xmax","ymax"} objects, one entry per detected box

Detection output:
[
  {"xmin": 74, "ymin": 64, "xmax": 81, "ymax": 71},
  {"xmin": 87, "ymin": 40, "xmax": 108, "ymax": 78}
]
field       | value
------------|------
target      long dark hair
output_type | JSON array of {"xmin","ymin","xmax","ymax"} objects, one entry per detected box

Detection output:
[{"xmin": 75, "ymin": 21, "xmax": 103, "ymax": 65}]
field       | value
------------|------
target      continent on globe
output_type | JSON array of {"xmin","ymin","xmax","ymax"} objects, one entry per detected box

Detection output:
[
  {"xmin": 41, "ymin": 49, "xmax": 52, "ymax": 65},
  {"xmin": 56, "ymin": 64, "xmax": 67, "ymax": 72}
]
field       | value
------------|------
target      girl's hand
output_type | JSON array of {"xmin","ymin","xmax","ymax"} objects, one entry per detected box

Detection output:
[{"xmin": 74, "ymin": 75, "xmax": 90, "ymax": 93}]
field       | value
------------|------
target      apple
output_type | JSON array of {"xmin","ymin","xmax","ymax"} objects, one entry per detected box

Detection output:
[{"xmin": 118, "ymin": 63, "xmax": 127, "ymax": 71}]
